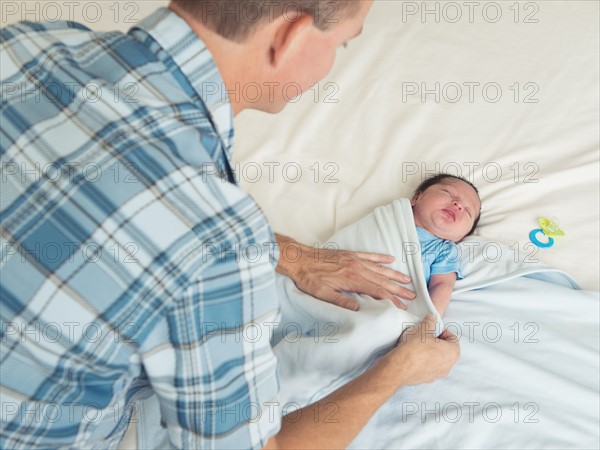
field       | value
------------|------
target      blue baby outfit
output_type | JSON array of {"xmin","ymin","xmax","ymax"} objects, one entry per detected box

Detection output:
[{"xmin": 416, "ymin": 227, "xmax": 463, "ymax": 284}]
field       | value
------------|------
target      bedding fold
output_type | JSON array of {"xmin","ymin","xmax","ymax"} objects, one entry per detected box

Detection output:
[
  {"xmin": 133, "ymin": 199, "xmax": 584, "ymax": 449},
  {"xmin": 273, "ymin": 198, "xmax": 442, "ymax": 407},
  {"xmin": 273, "ymin": 199, "xmax": 580, "ymax": 408}
]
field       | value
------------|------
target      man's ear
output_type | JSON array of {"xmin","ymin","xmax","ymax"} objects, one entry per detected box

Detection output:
[
  {"xmin": 269, "ymin": 13, "xmax": 315, "ymax": 68},
  {"xmin": 411, "ymin": 193, "xmax": 420, "ymax": 206}
]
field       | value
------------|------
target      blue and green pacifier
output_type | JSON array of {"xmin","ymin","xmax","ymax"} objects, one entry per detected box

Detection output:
[{"xmin": 529, "ymin": 217, "xmax": 565, "ymax": 248}]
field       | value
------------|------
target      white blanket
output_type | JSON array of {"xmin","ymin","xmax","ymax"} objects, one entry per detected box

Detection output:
[
  {"xmin": 274, "ymin": 199, "xmax": 598, "ymax": 449},
  {"xmin": 350, "ymin": 277, "xmax": 600, "ymax": 449},
  {"xmin": 273, "ymin": 198, "xmax": 580, "ymax": 408},
  {"xmin": 134, "ymin": 199, "xmax": 597, "ymax": 449},
  {"xmin": 274, "ymin": 198, "xmax": 440, "ymax": 407}
]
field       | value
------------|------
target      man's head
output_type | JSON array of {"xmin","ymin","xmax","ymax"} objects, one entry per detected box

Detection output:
[
  {"xmin": 170, "ymin": 1, "xmax": 363, "ymax": 42},
  {"xmin": 411, "ymin": 174, "xmax": 481, "ymax": 242},
  {"xmin": 169, "ymin": 0, "xmax": 374, "ymax": 114}
]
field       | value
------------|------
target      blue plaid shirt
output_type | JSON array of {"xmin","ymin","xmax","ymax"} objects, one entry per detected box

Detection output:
[{"xmin": 1, "ymin": 8, "xmax": 282, "ymax": 449}]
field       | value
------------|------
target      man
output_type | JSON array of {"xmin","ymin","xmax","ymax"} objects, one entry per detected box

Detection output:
[{"xmin": 0, "ymin": 1, "xmax": 459, "ymax": 448}]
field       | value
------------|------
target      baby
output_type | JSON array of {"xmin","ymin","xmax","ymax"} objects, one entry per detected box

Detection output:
[{"xmin": 411, "ymin": 174, "xmax": 481, "ymax": 316}]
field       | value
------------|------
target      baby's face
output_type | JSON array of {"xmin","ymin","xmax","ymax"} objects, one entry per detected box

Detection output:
[{"xmin": 411, "ymin": 179, "xmax": 481, "ymax": 242}]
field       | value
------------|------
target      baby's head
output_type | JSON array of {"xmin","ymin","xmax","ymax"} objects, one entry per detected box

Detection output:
[{"xmin": 411, "ymin": 174, "xmax": 481, "ymax": 242}]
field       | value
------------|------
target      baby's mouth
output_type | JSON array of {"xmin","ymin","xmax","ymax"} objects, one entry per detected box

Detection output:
[{"xmin": 442, "ymin": 209, "xmax": 456, "ymax": 221}]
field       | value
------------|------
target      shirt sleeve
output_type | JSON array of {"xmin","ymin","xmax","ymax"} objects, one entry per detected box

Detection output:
[
  {"xmin": 139, "ymin": 186, "xmax": 282, "ymax": 449},
  {"xmin": 430, "ymin": 241, "xmax": 463, "ymax": 280}
]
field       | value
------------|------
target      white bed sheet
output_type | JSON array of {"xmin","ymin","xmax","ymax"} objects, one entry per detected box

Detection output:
[
  {"xmin": 233, "ymin": 0, "xmax": 600, "ymax": 290},
  {"xmin": 350, "ymin": 276, "xmax": 600, "ymax": 449},
  {"xmin": 268, "ymin": 198, "xmax": 599, "ymax": 449}
]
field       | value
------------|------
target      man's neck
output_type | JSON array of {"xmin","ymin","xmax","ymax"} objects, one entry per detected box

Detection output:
[{"xmin": 167, "ymin": 3, "xmax": 254, "ymax": 116}]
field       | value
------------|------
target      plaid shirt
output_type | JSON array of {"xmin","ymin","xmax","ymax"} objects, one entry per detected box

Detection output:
[{"xmin": 1, "ymin": 8, "xmax": 281, "ymax": 449}]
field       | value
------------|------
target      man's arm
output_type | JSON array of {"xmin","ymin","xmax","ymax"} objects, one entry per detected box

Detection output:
[
  {"xmin": 428, "ymin": 272, "xmax": 457, "ymax": 316},
  {"xmin": 275, "ymin": 233, "xmax": 416, "ymax": 311},
  {"xmin": 263, "ymin": 315, "xmax": 460, "ymax": 449}
]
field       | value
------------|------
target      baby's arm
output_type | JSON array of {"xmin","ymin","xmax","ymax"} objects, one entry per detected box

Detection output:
[{"xmin": 428, "ymin": 272, "xmax": 457, "ymax": 316}]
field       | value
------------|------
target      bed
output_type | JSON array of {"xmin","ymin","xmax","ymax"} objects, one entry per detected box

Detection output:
[
  {"xmin": 8, "ymin": 1, "xmax": 596, "ymax": 449},
  {"xmin": 268, "ymin": 199, "xmax": 599, "ymax": 449},
  {"xmin": 212, "ymin": 1, "xmax": 600, "ymax": 448}
]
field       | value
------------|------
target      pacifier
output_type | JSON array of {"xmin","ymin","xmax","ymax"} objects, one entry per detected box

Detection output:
[{"xmin": 529, "ymin": 217, "xmax": 565, "ymax": 248}]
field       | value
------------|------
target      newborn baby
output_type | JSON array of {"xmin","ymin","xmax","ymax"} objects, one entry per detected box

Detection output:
[{"xmin": 411, "ymin": 174, "xmax": 481, "ymax": 316}]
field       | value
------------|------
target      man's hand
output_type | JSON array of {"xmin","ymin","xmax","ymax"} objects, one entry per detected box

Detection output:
[
  {"xmin": 385, "ymin": 315, "xmax": 460, "ymax": 385},
  {"xmin": 275, "ymin": 233, "xmax": 416, "ymax": 311},
  {"xmin": 266, "ymin": 315, "xmax": 459, "ymax": 450}
]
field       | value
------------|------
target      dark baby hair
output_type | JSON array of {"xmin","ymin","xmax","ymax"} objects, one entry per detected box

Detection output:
[{"xmin": 413, "ymin": 173, "xmax": 481, "ymax": 236}]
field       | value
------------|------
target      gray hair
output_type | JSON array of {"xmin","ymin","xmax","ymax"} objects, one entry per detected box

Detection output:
[{"xmin": 170, "ymin": 0, "xmax": 362, "ymax": 41}]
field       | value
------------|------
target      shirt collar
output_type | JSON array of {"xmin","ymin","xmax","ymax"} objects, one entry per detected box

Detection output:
[
  {"xmin": 416, "ymin": 226, "xmax": 440, "ymax": 241},
  {"xmin": 131, "ymin": 7, "xmax": 234, "ymax": 164}
]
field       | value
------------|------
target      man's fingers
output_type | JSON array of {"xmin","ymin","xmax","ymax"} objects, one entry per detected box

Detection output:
[
  {"xmin": 423, "ymin": 314, "xmax": 436, "ymax": 323},
  {"xmin": 373, "ymin": 264, "xmax": 412, "ymax": 284},
  {"xmin": 387, "ymin": 296, "xmax": 408, "ymax": 310},
  {"xmin": 371, "ymin": 276, "xmax": 416, "ymax": 300},
  {"xmin": 332, "ymin": 294, "xmax": 360, "ymax": 311},
  {"xmin": 422, "ymin": 314, "xmax": 439, "ymax": 335},
  {"xmin": 360, "ymin": 259, "xmax": 411, "ymax": 284},
  {"xmin": 345, "ymin": 278, "xmax": 411, "ymax": 308},
  {"xmin": 317, "ymin": 290, "xmax": 360, "ymax": 311},
  {"xmin": 348, "ymin": 262, "xmax": 415, "ymax": 299},
  {"xmin": 391, "ymin": 286, "xmax": 416, "ymax": 300},
  {"xmin": 439, "ymin": 328, "xmax": 459, "ymax": 343},
  {"xmin": 351, "ymin": 251, "xmax": 396, "ymax": 264},
  {"xmin": 321, "ymin": 287, "xmax": 408, "ymax": 312},
  {"xmin": 291, "ymin": 245, "xmax": 419, "ymax": 312}
]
